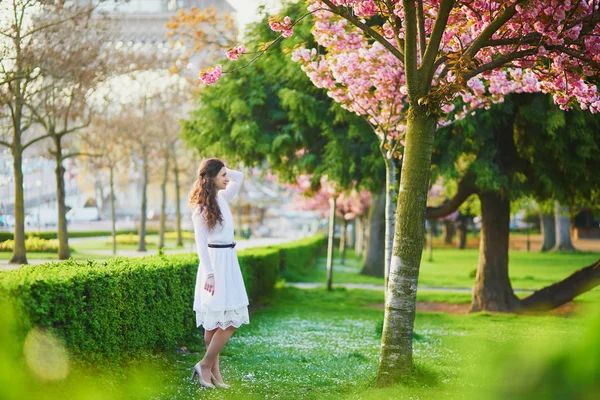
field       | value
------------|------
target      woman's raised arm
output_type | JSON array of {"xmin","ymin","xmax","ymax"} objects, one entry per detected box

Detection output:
[{"xmin": 221, "ymin": 168, "xmax": 244, "ymax": 202}]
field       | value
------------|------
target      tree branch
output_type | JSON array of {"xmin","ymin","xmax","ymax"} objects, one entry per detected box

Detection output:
[
  {"xmin": 520, "ymin": 258, "xmax": 600, "ymax": 312},
  {"xmin": 463, "ymin": 49, "xmax": 538, "ymax": 81},
  {"xmin": 320, "ymin": 0, "xmax": 405, "ymax": 63},
  {"xmin": 421, "ymin": 0, "xmax": 455, "ymax": 85},
  {"xmin": 464, "ymin": 0, "xmax": 527, "ymax": 59},
  {"xmin": 403, "ymin": 0, "xmax": 419, "ymax": 96},
  {"xmin": 62, "ymin": 152, "xmax": 102, "ymax": 160},
  {"xmin": 23, "ymin": 133, "xmax": 52, "ymax": 150},
  {"xmin": 0, "ymin": 139, "xmax": 11, "ymax": 148},
  {"xmin": 416, "ymin": 0, "xmax": 427, "ymax": 59},
  {"xmin": 425, "ymin": 173, "xmax": 477, "ymax": 219}
]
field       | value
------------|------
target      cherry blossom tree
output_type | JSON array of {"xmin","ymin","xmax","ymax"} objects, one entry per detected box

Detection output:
[{"xmin": 201, "ymin": 0, "xmax": 600, "ymax": 385}]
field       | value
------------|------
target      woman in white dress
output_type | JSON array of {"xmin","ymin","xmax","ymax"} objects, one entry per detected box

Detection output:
[{"xmin": 188, "ymin": 158, "xmax": 249, "ymax": 389}]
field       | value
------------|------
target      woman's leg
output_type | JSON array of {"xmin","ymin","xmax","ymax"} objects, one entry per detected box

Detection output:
[
  {"xmin": 203, "ymin": 328, "xmax": 223, "ymax": 382},
  {"xmin": 200, "ymin": 327, "xmax": 236, "ymax": 382}
]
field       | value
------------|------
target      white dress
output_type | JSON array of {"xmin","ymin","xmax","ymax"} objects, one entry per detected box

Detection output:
[{"xmin": 192, "ymin": 168, "xmax": 250, "ymax": 330}]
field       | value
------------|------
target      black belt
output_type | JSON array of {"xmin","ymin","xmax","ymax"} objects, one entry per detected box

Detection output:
[{"xmin": 208, "ymin": 242, "xmax": 236, "ymax": 249}]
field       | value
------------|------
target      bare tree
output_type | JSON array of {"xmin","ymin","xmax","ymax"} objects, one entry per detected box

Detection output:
[{"xmin": 0, "ymin": 0, "xmax": 106, "ymax": 264}]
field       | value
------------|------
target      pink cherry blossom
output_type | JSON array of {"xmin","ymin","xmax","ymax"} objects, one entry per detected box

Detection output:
[{"xmin": 199, "ymin": 64, "xmax": 222, "ymax": 85}]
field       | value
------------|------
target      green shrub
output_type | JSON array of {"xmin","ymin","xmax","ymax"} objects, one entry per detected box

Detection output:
[
  {"xmin": 0, "ymin": 236, "xmax": 64, "ymax": 253},
  {"xmin": 164, "ymin": 231, "xmax": 194, "ymax": 240},
  {"xmin": 0, "ymin": 229, "xmax": 192, "ymax": 243},
  {"xmin": 106, "ymin": 234, "xmax": 151, "ymax": 246},
  {"xmin": 0, "ymin": 235, "xmax": 323, "ymax": 361},
  {"xmin": 273, "ymin": 234, "xmax": 327, "ymax": 280}
]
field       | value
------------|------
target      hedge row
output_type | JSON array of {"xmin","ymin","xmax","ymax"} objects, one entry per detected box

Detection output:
[
  {"xmin": 0, "ymin": 229, "xmax": 181, "ymax": 243},
  {"xmin": 0, "ymin": 237, "xmax": 67, "ymax": 253},
  {"xmin": 0, "ymin": 234, "xmax": 326, "ymax": 361}
]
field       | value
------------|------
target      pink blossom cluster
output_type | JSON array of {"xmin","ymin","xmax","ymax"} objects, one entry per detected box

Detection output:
[
  {"xmin": 269, "ymin": 16, "xmax": 294, "ymax": 38},
  {"xmin": 291, "ymin": 9, "xmax": 408, "ymax": 146},
  {"xmin": 226, "ymin": 45, "xmax": 247, "ymax": 61},
  {"xmin": 295, "ymin": 0, "xmax": 600, "ymax": 121},
  {"xmin": 286, "ymin": 175, "xmax": 372, "ymax": 219},
  {"xmin": 199, "ymin": 64, "xmax": 222, "ymax": 85}
]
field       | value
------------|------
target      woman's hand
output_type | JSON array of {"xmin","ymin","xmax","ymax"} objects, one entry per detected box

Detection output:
[{"xmin": 204, "ymin": 274, "xmax": 215, "ymax": 296}]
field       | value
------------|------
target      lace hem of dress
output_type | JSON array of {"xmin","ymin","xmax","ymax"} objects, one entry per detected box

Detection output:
[{"xmin": 197, "ymin": 307, "xmax": 249, "ymax": 330}]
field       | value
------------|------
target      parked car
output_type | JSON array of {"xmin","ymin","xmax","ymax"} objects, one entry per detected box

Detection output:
[
  {"xmin": 25, "ymin": 209, "xmax": 58, "ymax": 227},
  {"xmin": 66, "ymin": 207, "xmax": 100, "ymax": 222}
]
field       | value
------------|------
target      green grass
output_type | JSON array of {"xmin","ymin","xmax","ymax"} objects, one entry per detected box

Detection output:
[
  {"xmin": 22, "ymin": 287, "xmax": 597, "ymax": 399},
  {"xmin": 292, "ymin": 247, "xmax": 600, "ymax": 289}
]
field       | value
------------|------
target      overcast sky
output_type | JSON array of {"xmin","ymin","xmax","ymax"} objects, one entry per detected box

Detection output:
[{"xmin": 227, "ymin": 0, "xmax": 282, "ymax": 32}]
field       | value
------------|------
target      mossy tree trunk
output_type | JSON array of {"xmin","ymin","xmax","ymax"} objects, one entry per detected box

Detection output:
[
  {"xmin": 376, "ymin": 105, "xmax": 437, "ymax": 385},
  {"xmin": 470, "ymin": 191, "xmax": 521, "ymax": 312},
  {"xmin": 326, "ymin": 196, "xmax": 336, "ymax": 291}
]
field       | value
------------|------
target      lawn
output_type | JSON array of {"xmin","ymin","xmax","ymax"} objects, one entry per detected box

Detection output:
[
  {"xmin": 292, "ymin": 247, "xmax": 600, "ymax": 292},
  {"xmin": 17, "ymin": 287, "xmax": 597, "ymax": 400}
]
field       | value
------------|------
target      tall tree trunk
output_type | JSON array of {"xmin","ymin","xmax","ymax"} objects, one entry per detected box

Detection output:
[
  {"xmin": 10, "ymin": 145, "xmax": 27, "ymax": 265},
  {"xmin": 54, "ymin": 136, "xmax": 70, "ymax": 259},
  {"xmin": 443, "ymin": 219, "xmax": 455, "ymax": 244},
  {"xmin": 377, "ymin": 107, "xmax": 436, "ymax": 385},
  {"xmin": 456, "ymin": 218, "xmax": 467, "ymax": 250},
  {"xmin": 427, "ymin": 220, "xmax": 434, "ymax": 261},
  {"xmin": 347, "ymin": 218, "xmax": 356, "ymax": 249},
  {"xmin": 171, "ymin": 146, "xmax": 183, "ymax": 247},
  {"xmin": 339, "ymin": 218, "xmax": 347, "ymax": 265},
  {"xmin": 355, "ymin": 214, "xmax": 364, "ymax": 257},
  {"xmin": 361, "ymin": 188, "xmax": 385, "ymax": 277},
  {"xmin": 158, "ymin": 150, "xmax": 169, "ymax": 249},
  {"xmin": 553, "ymin": 201, "xmax": 575, "ymax": 251},
  {"xmin": 326, "ymin": 196, "xmax": 336, "ymax": 291},
  {"xmin": 384, "ymin": 155, "xmax": 396, "ymax": 287},
  {"xmin": 109, "ymin": 165, "xmax": 117, "ymax": 256},
  {"xmin": 540, "ymin": 213, "xmax": 555, "ymax": 251},
  {"xmin": 138, "ymin": 146, "xmax": 148, "ymax": 252},
  {"xmin": 470, "ymin": 192, "xmax": 521, "ymax": 312}
]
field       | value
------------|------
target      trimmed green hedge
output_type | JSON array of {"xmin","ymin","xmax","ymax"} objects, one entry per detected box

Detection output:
[
  {"xmin": 0, "ymin": 235, "xmax": 324, "ymax": 361},
  {"xmin": 271, "ymin": 234, "xmax": 327, "ymax": 281}
]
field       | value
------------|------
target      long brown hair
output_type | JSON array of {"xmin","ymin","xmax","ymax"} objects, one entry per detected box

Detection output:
[{"xmin": 188, "ymin": 158, "xmax": 225, "ymax": 230}]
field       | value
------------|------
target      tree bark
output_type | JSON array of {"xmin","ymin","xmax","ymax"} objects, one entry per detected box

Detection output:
[
  {"xmin": 171, "ymin": 146, "xmax": 183, "ymax": 247},
  {"xmin": 470, "ymin": 192, "xmax": 521, "ymax": 312},
  {"xmin": 377, "ymin": 106, "xmax": 436, "ymax": 385},
  {"xmin": 10, "ymin": 145, "xmax": 27, "ymax": 265},
  {"xmin": 384, "ymin": 155, "xmax": 397, "ymax": 287},
  {"xmin": 520, "ymin": 258, "xmax": 600, "ymax": 312},
  {"xmin": 347, "ymin": 218, "xmax": 356, "ymax": 249},
  {"xmin": 54, "ymin": 135, "xmax": 70, "ymax": 259},
  {"xmin": 427, "ymin": 220, "xmax": 434, "ymax": 261},
  {"xmin": 339, "ymin": 218, "xmax": 347, "ymax": 265},
  {"xmin": 355, "ymin": 214, "xmax": 364, "ymax": 257},
  {"xmin": 361, "ymin": 188, "xmax": 385, "ymax": 277},
  {"xmin": 159, "ymin": 149, "xmax": 169, "ymax": 249},
  {"xmin": 443, "ymin": 219, "xmax": 455, "ymax": 244},
  {"xmin": 326, "ymin": 196, "xmax": 336, "ymax": 291},
  {"xmin": 138, "ymin": 145, "xmax": 148, "ymax": 252},
  {"xmin": 540, "ymin": 213, "xmax": 555, "ymax": 251},
  {"xmin": 456, "ymin": 216, "xmax": 467, "ymax": 250},
  {"xmin": 109, "ymin": 165, "xmax": 117, "ymax": 256},
  {"xmin": 553, "ymin": 201, "xmax": 575, "ymax": 252}
]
